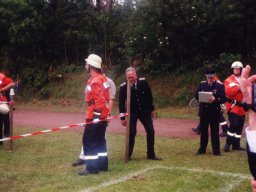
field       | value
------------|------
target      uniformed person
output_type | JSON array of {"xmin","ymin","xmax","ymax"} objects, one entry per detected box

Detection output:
[
  {"xmin": 79, "ymin": 54, "xmax": 110, "ymax": 176},
  {"xmin": 223, "ymin": 61, "xmax": 246, "ymax": 152},
  {"xmin": 192, "ymin": 75, "xmax": 229, "ymax": 137},
  {"xmin": 72, "ymin": 75, "xmax": 116, "ymax": 169},
  {"xmin": 119, "ymin": 67, "xmax": 161, "ymax": 160},
  {"xmin": 195, "ymin": 68, "xmax": 226, "ymax": 156}
]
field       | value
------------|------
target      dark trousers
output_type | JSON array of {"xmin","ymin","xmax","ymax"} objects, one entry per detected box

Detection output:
[
  {"xmin": 219, "ymin": 112, "xmax": 228, "ymax": 133},
  {"xmin": 129, "ymin": 113, "xmax": 155, "ymax": 158},
  {"xmin": 0, "ymin": 113, "xmax": 9, "ymax": 143},
  {"xmin": 0, "ymin": 115, "xmax": 3, "ymax": 144},
  {"xmin": 83, "ymin": 121, "xmax": 108, "ymax": 172},
  {"xmin": 247, "ymin": 143, "xmax": 256, "ymax": 179},
  {"xmin": 197, "ymin": 111, "xmax": 228, "ymax": 133},
  {"xmin": 97, "ymin": 121, "xmax": 108, "ymax": 171},
  {"xmin": 199, "ymin": 113, "xmax": 220, "ymax": 155},
  {"xmin": 226, "ymin": 112, "xmax": 245, "ymax": 148}
]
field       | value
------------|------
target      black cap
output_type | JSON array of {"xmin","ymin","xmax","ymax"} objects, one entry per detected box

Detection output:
[
  {"xmin": 205, "ymin": 68, "xmax": 216, "ymax": 78},
  {"xmin": 205, "ymin": 69, "xmax": 216, "ymax": 75}
]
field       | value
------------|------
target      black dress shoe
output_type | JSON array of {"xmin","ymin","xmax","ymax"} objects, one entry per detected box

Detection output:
[
  {"xmin": 213, "ymin": 152, "xmax": 221, "ymax": 156},
  {"xmin": 192, "ymin": 128, "xmax": 200, "ymax": 135},
  {"xmin": 196, "ymin": 151, "xmax": 206, "ymax": 155},
  {"xmin": 99, "ymin": 167, "xmax": 108, "ymax": 172},
  {"xmin": 72, "ymin": 159, "xmax": 84, "ymax": 167},
  {"xmin": 78, "ymin": 169, "xmax": 99, "ymax": 176},
  {"xmin": 147, "ymin": 156, "xmax": 162, "ymax": 161}
]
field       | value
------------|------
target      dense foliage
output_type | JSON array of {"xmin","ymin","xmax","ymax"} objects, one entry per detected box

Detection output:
[{"xmin": 1, "ymin": 0, "xmax": 256, "ymax": 97}]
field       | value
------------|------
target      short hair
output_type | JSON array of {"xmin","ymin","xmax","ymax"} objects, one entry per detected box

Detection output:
[
  {"xmin": 125, "ymin": 67, "xmax": 136, "ymax": 74},
  {"xmin": 90, "ymin": 65, "xmax": 102, "ymax": 74}
]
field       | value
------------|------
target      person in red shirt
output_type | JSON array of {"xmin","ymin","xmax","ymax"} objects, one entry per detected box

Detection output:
[
  {"xmin": 223, "ymin": 61, "xmax": 246, "ymax": 152},
  {"xmin": 78, "ymin": 54, "xmax": 110, "ymax": 176},
  {"xmin": 0, "ymin": 70, "xmax": 15, "ymax": 145}
]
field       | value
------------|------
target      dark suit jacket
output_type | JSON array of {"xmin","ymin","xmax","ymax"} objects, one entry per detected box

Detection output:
[
  {"xmin": 195, "ymin": 80, "xmax": 226, "ymax": 117},
  {"xmin": 119, "ymin": 78, "xmax": 154, "ymax": 120}
]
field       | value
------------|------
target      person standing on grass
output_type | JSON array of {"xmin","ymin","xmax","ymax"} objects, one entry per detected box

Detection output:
[
  {"xmin": 0, "ymin": 69, "xmax": 15, "ymax": 145},
  {"xmin": 223, "ymin": 61, "xmax": 246, "ymax": 152},
  {"xmin": 192, "ymin": 75, "xmax": 229, "ymax": 137},
  {"xmin": 72, "ymin": 74, "xmax": 116, "ymax": 168},
  {"xmin": 238, "ymin": 65, "xmax": 256, "ymax": 191},
  {"xmin": 78, "ymin": 54, "xmax": 110, "ymax": 176},
  {"xmin": 119, "ymin": 67, "xmax": 161, "ymax": 161},
  {"xmin": 195, "ymin": 68, "xmax": 226, "ymax": 156}
]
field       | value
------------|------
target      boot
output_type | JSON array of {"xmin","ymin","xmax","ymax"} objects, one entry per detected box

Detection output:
[
  {"xmin": 72, "ymin": 159, "xmax": 84, "ymax": 167},
  {"xmin": 78, "ymin": 169, "xmax": 99, "ymax": 176},
  {"xmin": 232, "ymin": 139, "xmax": 246, "ymax": 151},
  {"xmin": 224, "ymin": 144, "xmax": 230, "ymax": 152}
]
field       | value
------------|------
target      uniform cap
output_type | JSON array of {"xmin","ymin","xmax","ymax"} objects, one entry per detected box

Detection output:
[
  {"xmin": 205, "ymin": 69, "xmax": 216, "ymax": 78},
  {"xmin": 85, "ymin": 54, "xmax": 102, "ymax": 69},
  {"xmin": 231, "ymin": 61, "xmax": 243, "ymax": 69}
]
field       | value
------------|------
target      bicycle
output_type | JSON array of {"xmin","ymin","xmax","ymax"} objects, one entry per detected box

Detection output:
[
  {"xmin": 188, "ymin": 98, "xmax": 226, "ymax": 110},
  {"xmin": 188, "ymin": 97, "xmax": 199, "ymax": 110}
]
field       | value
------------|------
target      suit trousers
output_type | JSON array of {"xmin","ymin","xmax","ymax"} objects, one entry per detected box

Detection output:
[
  {"xmin": 199, "ymin": 113, "xmax": 220, "ymax": 155},
  {"xmin": 129, "ymin": 112, "xmax": 155, "ymax": 158}
]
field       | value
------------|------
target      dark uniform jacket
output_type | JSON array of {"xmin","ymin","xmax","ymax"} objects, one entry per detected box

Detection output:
[
  {"xmin": 195, "ymin": 80, "xmax": 226, "ymax": 117},
  {"xmin": 119, "ymin": 78, "xmax": 154, "ymax": 120}
]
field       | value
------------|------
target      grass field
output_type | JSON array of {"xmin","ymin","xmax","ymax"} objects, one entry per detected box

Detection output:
[{"xmin": 0, "ymin": 126, "xmax": 252, "ymax": 192}]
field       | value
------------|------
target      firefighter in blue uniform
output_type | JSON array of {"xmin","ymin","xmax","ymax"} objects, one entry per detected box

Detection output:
[
  {"xmin": 195, "ymin": 68, "xmax": 226, "ymax": 156},
  {"xmin": 119, "ymin": 67, "xmax": 161, "ymax": 160}
]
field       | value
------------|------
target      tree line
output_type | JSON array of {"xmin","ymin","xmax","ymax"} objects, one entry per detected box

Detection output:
[{"xmin": 1, "ymin": 0, "xmax": 256, "ymax": 92}]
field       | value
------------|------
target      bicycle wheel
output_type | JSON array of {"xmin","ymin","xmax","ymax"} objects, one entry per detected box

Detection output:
[{"xmin": 189, "ymin": 98, "xmax": 199, "ymax": 110}]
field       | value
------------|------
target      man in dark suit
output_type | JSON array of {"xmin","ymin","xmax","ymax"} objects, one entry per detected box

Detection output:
[
  {"xmin": 238, "ymin": 65, "xmax": 256, "ymax": 191},
  {"xmin": 195, "ymin": 68, "xmax": 226, "ymax": 156},
  {"xmin": 119, "ymin": 67, "xmax": 161, "ymax": 160}
]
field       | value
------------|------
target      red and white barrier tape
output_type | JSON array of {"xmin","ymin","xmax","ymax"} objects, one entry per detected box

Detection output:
[{"xmin": 0, "ymin": 113, "xmax": 128, "ymax": 142}]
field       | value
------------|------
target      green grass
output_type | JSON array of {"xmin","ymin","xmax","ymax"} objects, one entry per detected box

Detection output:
[{"xmin": 0, "ymin": 126, "xmax": 252, "ymax": 192}]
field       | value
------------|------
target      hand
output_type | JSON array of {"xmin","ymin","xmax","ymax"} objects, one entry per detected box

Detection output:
[
  {"xmin": 208, "ymin": 96, "xmax": 215, "ymax": 103},
  {"xmin": 9, "ymin": 100, "xmax": 14, "ymax": 106},
  {"xmin": 121, "ymin": 120, "xmax": 126, "ymax": 126},
  {"xmin": 251, "ymin": 178, "xmax": 256, "ymax": 192},
  {"xmin": 151, "ymin": 111, "xmax": 155, "ymax": 118},
  {"xmin": 239, "ymin": 65, "xmax": 256, "ymax": 130}
]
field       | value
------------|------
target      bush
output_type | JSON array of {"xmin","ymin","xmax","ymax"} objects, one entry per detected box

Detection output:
[
  {"xmin": 21, "ymin": 68, "xmax": 48, "ymax": 91},
  {"xmin": 171, "ymin": 87, "xmax": 194, "ymax": 106}
]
